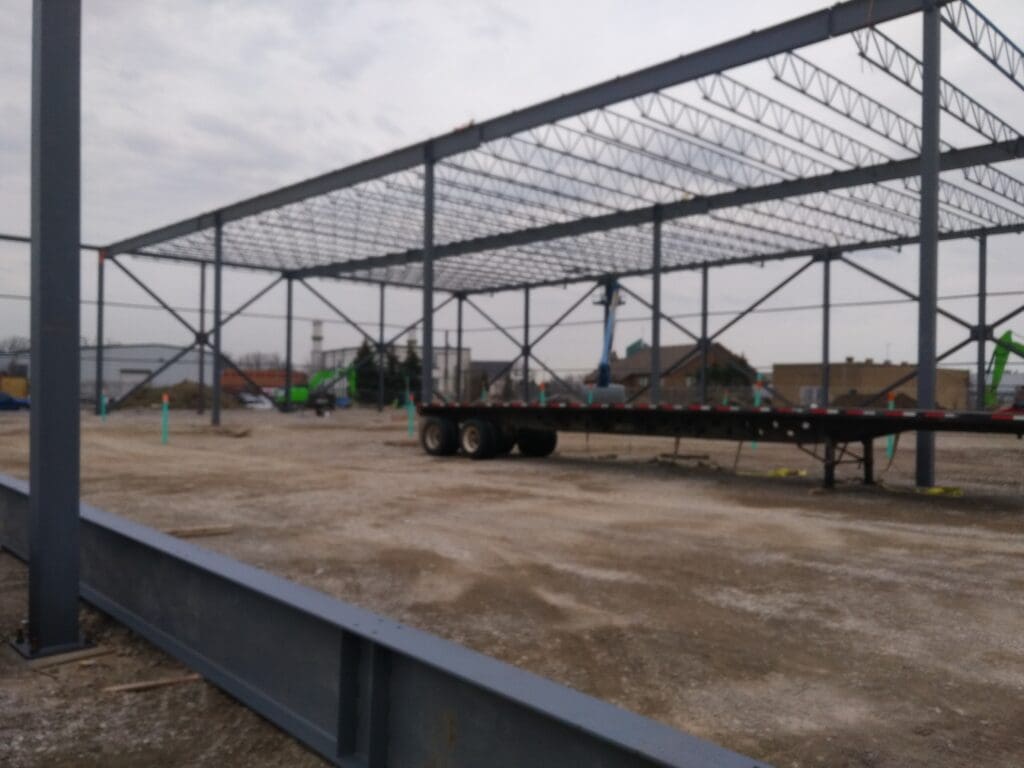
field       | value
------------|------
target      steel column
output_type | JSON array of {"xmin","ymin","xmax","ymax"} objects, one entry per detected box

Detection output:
[
  {"xmin": 198, "ymin": 262, "xmax": 206, "ymax": 414},
  {"xmin": 651, "ymin": 209, "xmax": 662, "ymax": 405},
  {"xmin": 455, "ymin": 296, "xmax": 464, "ymax": 401},
  {"xmin": 422, "ymin": 151, "xmax": 434, "ymax": 404},
  {"xmin": 284, "ymin": 277, "xmax": 293, "ymax": 412},
  {"xmin": 94, "ymin": 250, "xmax": 104, "ymax": 415},
  {"xmin": 917, "ymin": 3, "xmax": 941, "ymax": 487},
  {"xmin": 378, "ymin": 284, "xmax": 386, "ymax": 411},
  {"xmin": 24, "ymin": 0, "xmax": 83, "ymax": 657},
  {"xmin": 976, "ymin": 235, "xmax": 987, "ymax": 410},
  {"xmin": 522, "ymin": 288, "xmax": 530, "ymax": 401},
  {"xmin": 212, "ymin": 214, "xmax": 223, "ymax": 427},
  {"xmin": 700, "ymin": 264, "xmax": 709, "ymax": 404},
  {"xmin": 822, "ymin": 255, "xmax": 831, "ymax": 406}
]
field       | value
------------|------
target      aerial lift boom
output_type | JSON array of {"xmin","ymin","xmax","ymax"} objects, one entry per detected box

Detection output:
[{"xmin": 985, "ymin": 331, "xmax": 1024, "ymax": 408}]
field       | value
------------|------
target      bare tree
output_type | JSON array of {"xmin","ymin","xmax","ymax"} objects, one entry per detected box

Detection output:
[{"xmin": 0, "ymin": 336, "xmax": 30, "ymax": 354}]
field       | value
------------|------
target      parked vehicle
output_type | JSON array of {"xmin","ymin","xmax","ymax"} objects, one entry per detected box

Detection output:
[
  {"xmin": 237, "ymin": 391, "xmax": 274, "ymax": 410},
  {"xmin": 0, "ymin": 392, "xmax": 30, "ymax": 411}
]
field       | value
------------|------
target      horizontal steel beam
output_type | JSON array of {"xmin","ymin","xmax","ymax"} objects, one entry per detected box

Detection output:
[
  {"xmin": 298, "ymin": 137, "xmax": 1024, "ymax": 282},
  {"xmin": 468, "ymin": 219, "xmax": 1024, "ymax": 294},
  {"xmin": 103, "ymin": 0, "xmax": 942, "ymax": 257},
  {"xmin": 0, "ymin": 475, "xmax": 763, "ymax": 767}
]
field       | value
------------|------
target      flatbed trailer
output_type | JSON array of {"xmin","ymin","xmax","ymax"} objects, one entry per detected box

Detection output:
[{"xmin": 418, "ymin": 402, "xmax": 1024, "ymax": 488}]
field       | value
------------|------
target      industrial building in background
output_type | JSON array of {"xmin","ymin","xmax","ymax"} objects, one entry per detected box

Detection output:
[
  {"xmin": 773, "ymin": 358, "xmax": 971, "ymax": 409},
  {"xmin": 586, "ymin": 341, "xmax": 756, "ymax": 404},
  {"xmin": 0, "ymin": 344, "xmax": 215, "ymax": 403}
]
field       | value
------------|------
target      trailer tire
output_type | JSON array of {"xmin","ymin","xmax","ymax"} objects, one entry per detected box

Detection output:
[
  {"xmin": 421, "ymin": 416, "xmax": 459, "ymax": 456},
  {"xmin": 517, "ymin": 428, "xmax": 557, "ymax": 458},
  {"xmin": 495, "ymin": 428, "xmax": 517, "ymax": 456},
  {"xmin": 460, "ymin": 419, "xmax": 497, "ymax": 460}
]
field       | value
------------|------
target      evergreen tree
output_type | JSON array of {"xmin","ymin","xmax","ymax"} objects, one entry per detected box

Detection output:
[{"xmin": 352, "ymin": 339, "xmax": 379, "ymax": 404}]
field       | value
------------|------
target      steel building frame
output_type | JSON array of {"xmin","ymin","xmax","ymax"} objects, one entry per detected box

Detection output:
[
  {"xmin": 97, "ymin": 0, "xmax": 1024, "ymax": 491},
  {"xmin": 12, "ymin": 0, "xmax": 1024, "ymax": 763}
]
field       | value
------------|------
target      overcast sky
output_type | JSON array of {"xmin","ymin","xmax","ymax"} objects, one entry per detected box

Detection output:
[{"xmin": 2, "ymin": 0, "xmax": 1023, "ymax": 382}]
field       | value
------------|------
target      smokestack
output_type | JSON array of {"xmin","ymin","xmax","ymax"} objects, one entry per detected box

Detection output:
[{"xmin": 311, "ymin": 319, "xmax": 323, "ymax": 369}]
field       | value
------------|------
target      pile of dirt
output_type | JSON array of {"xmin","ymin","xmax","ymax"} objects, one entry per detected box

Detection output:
[{"xmin": 118, "ymin": 381, "xmax": 239, "ymax": 410}]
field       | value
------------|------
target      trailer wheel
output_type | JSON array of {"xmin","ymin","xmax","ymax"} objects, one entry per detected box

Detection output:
[
  {"xmin": 517, "ymin": 428, "xmax": 557, "ymax": 458},
  {"xmin": 495, "ymin": 428, "xmax": 517, "ymax": 456},
  {"xmin": 460, "ymin": 419, "xmax": 497, "ymax": 460},
  {"xmin": 421, "ymin": 416, "xmax": 458, "ymax": 456}
]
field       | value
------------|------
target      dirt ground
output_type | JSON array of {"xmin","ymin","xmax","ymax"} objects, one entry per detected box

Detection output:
[{"xmin": 1, "ymin": 406, "xmax": 1023, "ymax": 767}]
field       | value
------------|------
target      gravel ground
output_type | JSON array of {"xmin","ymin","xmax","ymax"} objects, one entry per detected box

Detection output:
[{"xmin": 1, "ymin": 407, "xmax": 1023, "ymax": 767}]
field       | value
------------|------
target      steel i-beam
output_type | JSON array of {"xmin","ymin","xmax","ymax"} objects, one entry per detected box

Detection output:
[
  {"xmin": 976, "ymin": 235, "xmax": 987, "ymax": 410},
  {"xmin": 212, "ymin": 215, "xmax": 223, "ymax": 426},
  {"xmin": 917, "ymin": 3, "xmax": 941, "ymax": 487},
  {"xmin": 651, "ymin": 209, "xmax": 662, "ymax": 405},
  {"xmin": 94, "ymin": 250, "xmax": 104, "ymax": 415},
  {"xmin": 422, "ymin": 149, "xmax": 435, "ymax": 404},
  {"xmin": 24, "ymin": 0, "xmax": 84, "ymax": 658}
]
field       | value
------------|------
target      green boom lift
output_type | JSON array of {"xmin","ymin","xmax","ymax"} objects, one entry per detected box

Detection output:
[
  {"xmin": 985, "ymin": 330, "xmax": 1024, "ymax": 408},
  {"xmin": 276, "ymin": 366, "xmax": 357, "ymax": 412}
]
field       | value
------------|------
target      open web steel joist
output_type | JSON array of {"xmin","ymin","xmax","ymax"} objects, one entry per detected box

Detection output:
[{"xmin": 104, "ymin": 0, "xmax": 1024, "ymax": 294}]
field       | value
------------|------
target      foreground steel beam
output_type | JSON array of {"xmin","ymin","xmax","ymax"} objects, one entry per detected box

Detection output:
[
  {"xmin": 25, "ymin": 0, "xmax": 83, "ymax": 657},
  {"xmin": 103, "ymin": 0, "xmax": 947, "ymax": 258},
  {"xmin": 0, "ymin": 476, "xmax": 769, "ymax": 768}
]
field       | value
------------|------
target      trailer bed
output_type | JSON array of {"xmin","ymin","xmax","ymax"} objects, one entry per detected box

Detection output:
[{"xmin": 418, "ymin": 401, "xmax": 1024, "ymax": 486}]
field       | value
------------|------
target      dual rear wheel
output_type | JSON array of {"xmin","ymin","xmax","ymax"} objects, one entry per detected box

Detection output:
[{"xmin": 420, "ymin": 417, "xmax": 556, "ymax": 460}]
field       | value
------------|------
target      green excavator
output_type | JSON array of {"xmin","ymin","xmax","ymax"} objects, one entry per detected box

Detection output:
[{"xmin": 985, "ymin": 330, "xmax": 1024, "ymax": 410}]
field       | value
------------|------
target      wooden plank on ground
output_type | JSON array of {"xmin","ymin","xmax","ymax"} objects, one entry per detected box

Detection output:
[
  {"xmin": 162, "ymin": 524, "xmax": 235, "ymax": 539},
  {"xmin": 103, "ymin": 673, "xmax": 202, "ymax": 694},
  {"xmin": 29, "ymin": 646, "xmax": 115, "ymax": 669}
]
